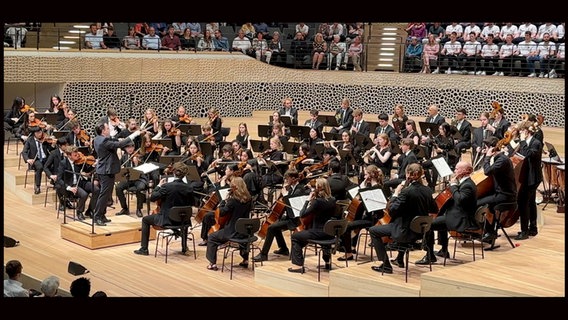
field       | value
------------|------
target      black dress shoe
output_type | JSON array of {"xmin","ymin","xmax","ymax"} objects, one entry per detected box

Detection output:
[
  {"xmin": 84, "ymin": 210, "xmax": 92, "ymax": 218},
  {"xmin": 529, "ymin": 229, "xmax": 538, "ymax": 236},
  {"xmin": 482, "ymin": 233, "xmax": 496, "ymax": 244},
  {"xmin": 338, "ymin": 255, "xmax": 354, "ymax": 261},
  {"xmin": 415, "ymin": 255, "xmax": 436, "ymax": 265},
  {"xmin": 95, "ymin": 219, "xmax": 107, "ymax": 226},
  {"xmin": 371, "ymin": 264, "xmax": 393, "ymax": 274},
  {"xmin": 135, "ymin": 209, "xmax": 143, "ymax": 217},
  {"xmin": 390, "ymin": 259, "xmax": 405, "ymax": 268},
  {"xmin": 133, "ymin": 248, "xmax": 149, "ymax": 256},
  {"xmin": 34, "ymin": 186, "xmax": 41, "ymax": 194},
  {"xmin": 102, "ymin": 216, "xmax": 112, "ymax": 223},
  {"xmin": 66, "ymin": 201, "xmax": 76, "ymax": 209},
  {"xmin": 116, "ymin": 208, "xmax": 129, "ymax": 216},
  {"xmin": 435, "ymin": 250, "xmax": 450, "ymax": 258},
  {"xmin": 76, "ymin": 212, "xmax": 86, "ymax": 221},
  {"xmin": 515, "ymin": 231, "xmax": 529, "ymax": 240},
  {"xmin": 273, "ymin": 248, "xmax": 290, "ymax": 255},
  {"xmin": 238, "ymin": 261, "xmax": 249, "ymax": 268},
  {"xmin": 318, "ymin": 263, "xmax": 331, "ymax": 270},
  {"xmin": 253, "ymin": 254, "xmax": 268, "ymax": 262},
  {"xmin": 288, "ymin": 266, "xmax": 305, "ymax": 273}
]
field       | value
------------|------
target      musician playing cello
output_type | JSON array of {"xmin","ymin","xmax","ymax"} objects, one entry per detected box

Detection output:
[
  {"xmin": 420, "ymin": 161, "xmax": 477, "ymax": 263},
  {"xmin": 253, "ymin": 169, "xmax": 309, "ymax": 262},
  {"xmin": 133, "ymin": 162, "xmax": 194, "ymax": 256},
  {"xmin": 476, "ymin": 136, "xmax": 517, "ymax": 244},
  {"xmin": 288, "ymin": 178, "xmax": 337, "ymax": 273},
  {"xmin": 368, "ymin": 163, "xmax": 437, "ymax": 274},
  {"xmin": 338, "ymin": 164, "xmax": 384, "ymax": 262},
  {"xmin": 206, "ymin": 177, "xmax": 253, "ymax": 271}
]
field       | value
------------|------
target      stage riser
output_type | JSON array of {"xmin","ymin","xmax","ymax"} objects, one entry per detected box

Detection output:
[{"xmin": 254, "ymin": 264, "xmax": 329, "ymax": 296}]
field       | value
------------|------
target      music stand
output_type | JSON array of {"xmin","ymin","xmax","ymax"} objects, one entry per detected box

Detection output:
[
  {"xmin": 219, "ymin": 140, "xmax": 232, "ymax": 150},
  {"xmin": 288, "ymin": 125, "xmax": 311, "ymax": 141},
  {"xmin": 77, "ymin": 146, "xmax": 90, "ymax": 156},
  {"xmin": 159, "ymin": 155, "xmax": 184, "ymax": 167},
  {"xmin": 53, "ymin": 130, "xmax": 70, "ymax": 139},
  {"xmin": 320, "ymin": 115, "xmax": 339, "ymax": 128},
  {"xmin": 115, "ymin": 167, "xmax": 141, "ymax": 183},
  {"xmin": 339, "ymin": 149, "xmax": 357, "ymax": 175},
  {"xmin": 199, "ymin": 142, "xmax": 215, "ymax": 158},
  {"xmin": 186, "ymin": 165, "xmax": 201, "ymax": 181},
  {"xmin": 152, "ymin": 138, "xmax": 173, "ymax": 150},
  {"xmin": 283, "ymin": 141, "xmax": 300, "ymax": 155},
  {"xmin": 390, "ymin": 142, "xmax": 402, "ymax": 155},
  {"xmin": 451, "ymin": 128, "xmax": 463, "ymax": 140},
  {"xmin": 430, "ymin": 156, "xmax": 453, "ymax": 178},
  {"xmin": 186, "ymin": 124, "xmax": 202, "ymax": 136},
  {"xmin": 542, "ymin": 142, "xmax": 563, "ymax": 210},
  {"xmin": 324, "ymin": 131, "xmax": 342, "ymax": 141},
  {"xmin": 353, "ymin": 133, "xmax": 373, "ymax": 151},
  {"xmin": 257, "ymin": 124, "xmax": 272, "ymax": 139},
  {"xmin": 314, "ymin": 144, "xmax": 325, "ymax": 159},
  {"xmin": 250, "ymin": 139, "xmax": 270, "ymax": 154},
  {"xmin": 419, "ymin": 122, "xmax": 440, "ymax": 137},
  {"xmin": 35, "ymin": 112, "xmax": 59, "ymax": 125},
  {"xmin": 359, "ymin": 187, "xmax": 388, "ymax": 211},
  {"xmin": 366, "ymin": 121, "xmax": 380, "ymax": 135},
  {"xmin": 177, "ymin": 124, "xmax": 195, "ymax": 135}
]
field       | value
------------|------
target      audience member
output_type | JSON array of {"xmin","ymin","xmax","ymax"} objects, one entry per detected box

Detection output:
[
  {"xmin": 40, "ymin": 275, "xmax": 61, "ymax": 297},
  {"xmin": 3, "ymin": 260, "xmax": 30, "ymax": 297},
  {"xmin": 70, "ymin": 277, "xmax": 91, "ymax": 297}
]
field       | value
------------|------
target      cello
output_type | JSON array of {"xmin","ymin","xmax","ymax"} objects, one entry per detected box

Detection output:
[
  {"xmin": 195, "ymin": 190, "xmax": 220, "ymax": 224},
  {"xmin": 258, "ymin": 196, "xmax": 287, "ymax": 238},
  {"xmin": 208, "ymin": 187, "xmax": 234, "ymax": 234}
]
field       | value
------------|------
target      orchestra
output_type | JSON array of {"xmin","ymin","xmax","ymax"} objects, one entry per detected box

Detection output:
[{"xmin": 8, "ymin": 95, "xmax": 564, "ymax": 278}]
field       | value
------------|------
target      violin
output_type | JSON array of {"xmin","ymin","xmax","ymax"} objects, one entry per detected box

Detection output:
[
  {"xmin": 40, "ymin": 134, "xmax": 57, "ymax": 145},
  {"xmin": 20, "ymin": 104, "xmax": 35, "ymax": 113},
  {"xmin": 490, "ymin": 101, "xmax": 502, "ymax": 119},
  {"xmin": 75, "ymin": 153, "xmax": 96, "ymax": 166},
  {"xmin": 28, "ymin": 118, "xmax": 47, "ymax": 129},
  {"xmin": 77, "ymin": 129, "xmax": 90, "ymax": 143},
  {"xmin": 261, "ymin": 149, "xmax": 275, "ymax": 157},
  {"xmin": 145, "ymin": 143, "xmax": 164, "ymax": 153},
  {"xmin": 178, "ymin": 114, "xmax": 192, "ymax": 124},
  {"xmin": 189, "ymin": 151, "xmax": 203, "ymax": 161},
  {"xmin": 290, "ymin": 155, "xmax": 306, "ymax": 168},
  {"xmin": 168, "ymin": 128, "xmax": 181, "ymax": 137}
]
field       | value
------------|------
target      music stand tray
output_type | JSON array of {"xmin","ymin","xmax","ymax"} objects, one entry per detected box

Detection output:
[
  {"xmin": 77, "ymin": 146, "xmax": 90, "ymax": 156},
  {"xmin": 283, "ymin": 141, "xmax": 300, "ymax": 155},
  {"xmin": 280, "ymin": 115, "xmax": 293, "ymax": 126},
  {"xmin": 257, "ymin": 124, "xmax": 272, "ymax": 139},
  {"xmin": 354, "ymin": 133, "xmax": 373, "ymax": 151},
  {"xmin": 320, "ymin": 115, "xmax": 339, "ymax": 128},
  {"xmin": 288, "ymin": 125, "xmax": 311, "ymax": 140},
  {"xmin": 366, "ymin": 121, "xmax": 380, "ymax": 135},
  {"xmin": 35, "ymin": 112, "xmax": 59, "ymax": 125},
  {"xmin": 314, "ymin": 144, "xmax": 325, "ymax": 158},
  {"xmin": 115, "ymin": 167, "xmax": 142, "ymax": 183},
  {"xmin": 219, "ymin": 140, "xmax": 232, "ymax": 150},
  {"xmin": 339, "ymin": 149, "xmax": 357, "ymax": 166},
  {"xmin": 250, "ymin": 139, "xmax": 270, "ymax": 154},
  {"xmin": 177, "ymin": 124, "xmax": 197, "ymax": 136},
  {"xmin": 152, "ymin": 138, "xmax": 173, "ymax": 150},
  {"xmin": 186, "ymin": 165, "xmax": 201, "ymax": 181},
  {"xmin": 324, "ymin": 131, "xmax": 342, "ymax": 141},
  {"xmin": 52, "ymin": 130, "xmax": 70, "ymax": 139},
  {"xmin": 187, "ymin": 124, "xmax": 203, "ymax": 136},
  {"xmin": 159, "ymin": 155, "xmax": 184, "ymax": 166},
  {"xmin": 199, "ymin": 142, "xmax": 215, "ymax": 158},
  {"xmin": 419, "ymin": 122, "xmax": 440, "ymax": 137}
]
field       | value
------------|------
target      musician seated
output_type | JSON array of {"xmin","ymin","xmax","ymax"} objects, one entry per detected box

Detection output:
[
  {"xmin": 116, "ymin": 142, "xmax": 149, "ymax": 218},
  {"xmin": 134, "ymin": 162, "xmax": 195, "ymax": 256},
  {"xmin": 257, "ymin": 137, "xmax": 286, "ymax": 187},
  {"xmin": 253, "ymin": 169, "xmax": 310, "ymax": 262},
  {"xmin": 22, "ymin": 126, "xmax": 51, "ymax": 194},
  {"xmin": 206, "ymin": 177, "xmax": 253, "ymax": 271},
  {"xmin": 339, "ymin": 165, "xmax": 384, "ymax": 261},
  {"xmin": 420, "ymin": 161, "xmax": 477, "ymax": 264},
  {"xmin": 327, "ymin": 159, "xmax": 356, "ymax": 201},
  {"xmin": 116, "ymin": 118, "xmax": 142, "ymax": 150},
  {"xmin": 196, "ymin": 124, "xmax": 217, "ymax": 153},
  {"xmin": 67, "ymin": 120, "xmax": 91, "ymax": 148},
  {"xmin": 383, "ymin": 138, "xmax": 418, "ymax": 199}
]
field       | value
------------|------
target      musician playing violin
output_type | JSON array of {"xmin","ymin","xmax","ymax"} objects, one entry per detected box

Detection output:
[
  {"xmin": 171, "ymin": 106, "xmax": 195, "ymax": 125},
  {"xmin": 476, "ymin": 136, "xmax": 517, "ymax": 243},
  {"xmin": 67, "ymin": 120, "xmax": 91, "ymax": 149},
  {"xmin": 238, "ymin": 149, "xmax": 262, "ymax": 198},
  {"xmin": 22, "ymin": 126, "xmax": 51, "ymax": 194},
  {"xmin": 98, "ymin": 107, "xmax": 126, "ymax": 139},
  {"xmin": 183, "ymin": 140, "xmax": 208, "ymax": 195},
  {"xmin": 115, "ymin": 141, "xmax": 149, "ymax": 218},
  {"xmin": 258, "ymin": 136, "xmax": 286, "ymax": 188},
  {"xmin": 56, "ymin": 145, "xmax": 101, "ymax": 220},
  {"xmin": 369, "ymin": 163, "xmax": 438, "ymax": 274},
  {"xmin": 197, "ymin": 124, "xmax": 217, "ymax": 155},
  {"xmin": 288, "ymin": 178, "xmax": 336, "ymax": 273},
  {"xmin": 134, "ymin": 162, "xmax": 195, "ymax": 256},
  {"xmin": 206, "ymin": 177, "xmax": 253, "ymax": 271},
  {"xmin": 18, "ymin": 111, "xmax": 51, "ymax": 143},
  {"xmin": 253, "ymin": 169, "xmax": 310, "ymax": 262},
  {"xmin": 116, "ymin": 118, "xmax": 142, "ymax": 149},
  {"xmin": 421, "ymin": 161, "xmax": 477, "ymax": 264},
  {"xmin": 157, "ymin": 120, "xmax": 182, "ymax": 155},
  {"xmin": 140, "ymin": 108, "xmax": 159, "ymax": 136},
  {"xmin": 338, "ymin": 164, "xmax": 384, "ymax": 262},
  {"xmin": 207, "ymin": 107, "xmax": 223, "ymax": 144}
]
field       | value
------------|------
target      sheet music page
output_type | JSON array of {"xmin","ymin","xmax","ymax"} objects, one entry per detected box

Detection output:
[
  {"xmin": 218, "ymin": 187, "xmax": 231, "ymax": 201},
  {"xmin": 134, "ymin": 162, "xmax": 160, "ymax": 174},
  {"xmin": 360, "ymin": 188, "xmax": 387, "ymax": 211},
  {"xmin": 431, "ymin": 157, "xmax": 453, "ymax": 178},
  {"xmin": 288, "ymin": 195, "xmax": 310, "ymax": 217},
  {"xmin": 166, "ymin": 176, "xmax": 189, "ymax": 183},
  {"xmin": 347, "ymin": 186, "xmax": 359, "ymax": 199}
]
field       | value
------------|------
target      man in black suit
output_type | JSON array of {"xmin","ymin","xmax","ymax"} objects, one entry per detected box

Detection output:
[
  {"xmin": 21, "ymin": 126, "xmax": 51, "ymax": 194},
  {"xmin": 383, "ymin": 138, "xmax": 418, "ymax": 198},
  {"xmin": 134, "ymin": 162, "xmax": 195, "ymax": 256},
  {"xmin": 476, "ymin": 136, "xmax": 517, "ymax": 243},
  {"xmin": 57, "ymin": 146, "xmax": 100, "ymax": 220},
  {"xmin": 368, "ymin": 163, "xmax": 438, "ymax": 273},
  {"xmin": 97, "ymin": 107, "xmax": 126, "ymax": 139},
  {"xmin": 278, "ymin": 97, "xmax": 298, "ymax": 126},
  {"xmin": 327, "ymin": 159, "xmax": 355, "ymax": 201},
  {"xmin": 419, "ymin": 161, "xmax": 477, "ymax": 264},
  {"xmin": 92, "ymin": 122, "xmax": 141, "ymax": 226},
  {"xmin": 115, "ymin": 142, "xmax": 149, "ymax": 218},
  {"xmin": 424, "ymin": 104, "xmax": 446, "ymax": 125},
  {"xmin": 515, "ymin": 121, "xmax": 543, "ymax": 240},
  {"xmin": 471, "ymin": 112, "xmax": 493, "ymax": 170},
  {"xmin": 330, "ymin": 98, "xmax": 353, "ymax": 134},
  {"xmin": 303, "ymin": 109, "xmax": 324, "ymax": 134},
  {"xmin": 351, "ymin": 108, "xmax": 371, "ymax": 164},
  {"xmin": 253, "ymin": 169, "xmax": 309, "ymax": 262},
  {"xmin": 453, "ymin": 108, "xmax": 472, "ymax": 156},
  {"xmin": 43, "ymin": 137, "xmax": 72, "ymax": 211},
  {"xmin": 374, "ymin": 113, "xmax": 399, "ymax": 145}
]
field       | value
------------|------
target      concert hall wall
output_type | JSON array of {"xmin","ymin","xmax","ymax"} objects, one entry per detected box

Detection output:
[{"xmin": 4, "ymin": 50, "xmax": 565, "ymax": 135}]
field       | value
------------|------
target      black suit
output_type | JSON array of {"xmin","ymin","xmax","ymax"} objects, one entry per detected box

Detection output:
[
  {"xmin": 279, "ymin": 107, "xmax": 299, "ymax": 126},
  {"xmin": 374, "ymin": 124, "xmax": 399, "ymax": 144},
  {"xmin": 425, "ymin": 114, "xmax": 446, "ymax": 126},
  {"xmin": 471, "ymin": 126, "xmax": 493, "ymax": 169},
  {"xmin": 304, "ymin": 119, "xmax": 324, "ymax": 134},
  {"xmin": 454, "ymin": 119, "xmax": 472, "ymax": 153},
  {"xmin": 517, "ymin": 136, "xmax": 543, "ymax": 233},
  {"xmin": 93, "ymin": 134, "xmax": 135, "ymax": 221},
  {"xmin": 290, "ymin": 196, "xmax": 336, "ymax": 266},
  {"xmin": 206, "ymin": 197, "xmax": 253, "ymax": 265},
  {"xmin": 56, "ymin": 157, "xmax": 100, "ymax": 214},
  {"xmin": 328, "ymin": 173, "xmax": 354, "ymax": 200},
  {"xmin": 115, "ymin": 154, "xmax": 149, "ymax": 212},
  {"xmin": 490, "ymin": 118, "xmax": 511, "ymax": 140},
  {"xmin": 369, "ymin": 181, "xmax": 438, "ymax": 264},
  {"xmin": 139, "ymin": 178, "xmax": 194, "ymax": 252},
  {"xmin": 427, "ymin": 177, "xmax": 477, "ymax": 252},
  {"xmin": 259, "ymin": 182, "xmax": 310, "ymax": 256},
  {"xmin": 330, "ymin": 107, "xmax": 353, "ymax": 133},
  {"xmin": 43, "ymin": 147, "xmax": 66, "ymax": 203},
  {"xmin": 21, "ymin": 137, "xmax": 51, "ymax": 188},
  {"xmin": 383, "ymin": 150, "xmax": 418, "ymax": 197}
]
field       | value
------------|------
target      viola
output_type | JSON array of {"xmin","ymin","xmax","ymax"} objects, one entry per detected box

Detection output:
[
  {"xmin": 145, "ymin": 143, "xmax": 164, "ymax": 153},
  {"xmin": 168, "ymin": 128, "xmax": 181, "ymax": 137},
  {"xmin": 77, "ymin": 129, "xmax": 90, "ymax": 144},
  {"xmin": 290, "ymin": 155, "xmax": 306, "ymax": 168},
  {"xmin": 178, "ymin": 114, "xmax": 192, "ymax": 123},
  {"xmin": 75, "ymin": 153, "xmax": 96, "ymax": 166}
]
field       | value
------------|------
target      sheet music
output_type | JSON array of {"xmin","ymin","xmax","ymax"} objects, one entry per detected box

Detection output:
[
  {"xmin": 360, "ymin": 188, "xmax": 387, "ymax": 211},
  {"xmin": 431, "ymin": 157, "xmax": 453, "ymax": 178},
  {"xmin": 167, "ymin": 176, "xmax": 189, "ymax": 183},
  {"xmin": 134, "ymin": 162, "xmax": 160, "ymax": 174},
  {"xmin": 347, "ymin": 186, "xmax": 359, "ymax": 199},
  {"xmin": 287, "ymin": 195, "xmax": 309, "ymax": 217},
  {"xmin": 218, "ymin": 187, "xmax": 231, "ymax": 201}
]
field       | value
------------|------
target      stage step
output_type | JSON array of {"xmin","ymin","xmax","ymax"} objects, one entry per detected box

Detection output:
[
  {"xmin": 254, "ymin": 262, "xmax": 330, "ymax": 296},
  {"xmin": 60, "ymin": 215, "xmax": 156, "ymax": 250}
]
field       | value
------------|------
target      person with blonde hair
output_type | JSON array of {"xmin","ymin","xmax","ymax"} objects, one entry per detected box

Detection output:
[{"xmin": 206, "ymin": 177, "xmax": 253, "ymax": 271}]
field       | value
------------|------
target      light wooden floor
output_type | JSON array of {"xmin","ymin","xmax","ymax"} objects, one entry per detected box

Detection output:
[{"xmin": 3, "ymin": 111, "xmax": 565, "ymax": 298}]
